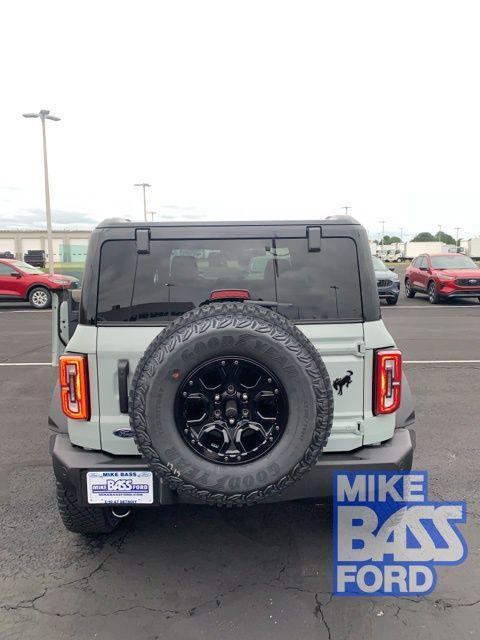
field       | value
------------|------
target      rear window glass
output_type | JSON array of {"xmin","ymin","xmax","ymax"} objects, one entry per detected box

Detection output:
[{"xmin": 97, "ymin": 236, "xmax": 363, "ymax": 323}]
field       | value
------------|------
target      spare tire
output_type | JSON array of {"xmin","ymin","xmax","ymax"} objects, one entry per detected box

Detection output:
[{"xmin": 129, "ymin": 302, "xmax": 334, "ymax": 506}]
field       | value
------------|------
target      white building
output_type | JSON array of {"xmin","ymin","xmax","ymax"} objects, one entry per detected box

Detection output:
[
  {"xmin": 467, "ymin": 237, "xmax": 480, "ymax": 258},
  {"xmin": 404, "ymin": 241, "xmax": 456, "ymax": 259},
  {"xmin": 0, "ymin": 229, "xmax": 92, "ymax": 263}
]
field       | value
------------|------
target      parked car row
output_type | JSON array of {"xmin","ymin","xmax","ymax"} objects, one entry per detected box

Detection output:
[
  {"xmin": 405, "ymin": 253, "xmax": 480, "ymax": 304},
  {"xmin": 373, "ymin": 253, "xmax": 480, "ymax": 305},
  {"xmin": 1, "ymin": 251, "xmax": 479, "ymax": 311}
]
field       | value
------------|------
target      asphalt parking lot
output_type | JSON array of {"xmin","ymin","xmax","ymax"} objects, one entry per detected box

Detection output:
[{"xmin": 1, "ymin": 279, "xmax": 479, "ymax": 640}]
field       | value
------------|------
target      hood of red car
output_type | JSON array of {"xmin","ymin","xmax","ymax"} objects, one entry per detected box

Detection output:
[
  {"xmin": 434, "ymin": 268, "xmax": 480, "ymax": 278},
  {"xmin": 50, "ymin": 274, "xmax": 75, "ymax": 280},
  {"xmin": 33, "ymin": 273, "xmax": 78, "ymax": 285},
  {"xmin": 30, "ymin": 273, "xmax": 69, "ymax": 280}
]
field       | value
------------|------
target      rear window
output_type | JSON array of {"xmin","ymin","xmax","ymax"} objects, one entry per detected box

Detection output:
[{"xmin": 96, "ymin": 236, "xmax": 363, "ymax": 323}]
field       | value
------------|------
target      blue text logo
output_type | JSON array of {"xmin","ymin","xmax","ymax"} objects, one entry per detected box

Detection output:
[{"xmin": 334, "ymin": 471, "xmax": 467, "ymax": 596}]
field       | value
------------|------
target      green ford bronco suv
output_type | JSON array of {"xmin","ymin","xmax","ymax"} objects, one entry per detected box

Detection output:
[{"xmin": 49, "ymin": 217, "xmax": 415, "ymax": 534}]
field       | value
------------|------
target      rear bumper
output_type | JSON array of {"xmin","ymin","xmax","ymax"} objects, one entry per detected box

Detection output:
[{"xmin": 51, "ymin": 428, "xmax": 415, "ymax": 506}]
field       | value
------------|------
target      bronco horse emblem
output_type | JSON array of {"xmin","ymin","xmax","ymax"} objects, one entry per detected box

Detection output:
[{"xmin": 333, "ymin": 370, "xmax": 353, "ymax": 396}]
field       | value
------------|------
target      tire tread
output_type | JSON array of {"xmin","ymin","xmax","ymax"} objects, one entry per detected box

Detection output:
[
  {"xmin": 129, "ymin": 302, "xmax": 334, "ymax": 507},
  {"xmin": 56, "ymin": 481, "xmax": 118, "ymax": 534}
]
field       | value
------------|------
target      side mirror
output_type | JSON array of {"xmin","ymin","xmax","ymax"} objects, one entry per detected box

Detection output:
[
  {"xmin": 419, "ymin": 266, "xmax": 429, "ymax": 272},
  {"xmin": 389, "ymin": 267, "xmax": 396, "ymax": 272},
  {"xmin": 10, "ymin": 272, "xmax": 22, "ymax": 278}
]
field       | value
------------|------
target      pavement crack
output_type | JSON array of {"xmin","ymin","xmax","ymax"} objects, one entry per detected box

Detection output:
[
  {"xmin": 314, "ymin": 593, "xmax": 333, "ymax": 639},
  {"xmin": 434, "ymin": 598, "xmax": 480, "ymax": 610},
  {"xmin": 31, "ymin": 604, "xmax": 180, "ymax": 619},
  {"xmin": 1, "ymin": 529, "xmax": 132, "ymax": 614},
  {"xmin": 390, "ymin": 594, "xmax": 480, "ymax": 614},
  {"xmin": 275, "ymin": 563, "xmax": 287, "ymax": 581},
  {"xmin": 1, "ymin": 588, "xmax": 48, "ymax": 612},
  {"xmin": 276, "ymin": 585, "xmax": 315, "ymax": 594}
]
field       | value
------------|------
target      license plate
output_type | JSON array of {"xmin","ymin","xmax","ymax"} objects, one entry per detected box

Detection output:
[{"xmin": 86, "ymin": 470, "xmax": 154, "ymax": 505}]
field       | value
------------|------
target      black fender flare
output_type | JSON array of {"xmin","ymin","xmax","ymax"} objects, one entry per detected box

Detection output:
[
  {"xmin": 48, "ymin": 380, "xmax": 68, "ymax": 434},
  {"xmin": 396, "ymin": 372, "xmax": 415, "ymax": 428}
]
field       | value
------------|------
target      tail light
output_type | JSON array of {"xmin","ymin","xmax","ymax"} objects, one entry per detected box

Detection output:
[
  {"xmin": 373, "ymin": 349, "xmax": 402, "ymax": 415},
  {"xmin": 209, "ymin": 289, "xmax": 251, "ymax": 302},
  {"xmin": 59, "ymin": 354, "xmax": 90, "ymax": 420}
]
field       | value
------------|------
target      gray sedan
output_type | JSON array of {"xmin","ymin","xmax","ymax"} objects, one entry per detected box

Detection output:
[{"xmin": 372, "ymin": 255, "xmax": 400, "ymax": 305}]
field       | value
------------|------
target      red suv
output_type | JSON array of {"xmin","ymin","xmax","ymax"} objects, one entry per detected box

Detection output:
[
  {"xmin": 405, "ymin": 253, "xmax": 480, "ymax": 304},
  {"xmin": 0, "ymin": 259, "xmax": 79, "ymax": 309}
]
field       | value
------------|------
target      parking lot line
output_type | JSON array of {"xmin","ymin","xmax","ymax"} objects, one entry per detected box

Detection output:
[
  {"xmin": 0, "ymin": 310, "xmax": 51, "ymax": 313},
  {"xmin": 0, "ymin": 362, "xmax": 53, "ymax": 366},
  {"xmin": 404, "ymin": 360, "xmax": 480, "ymax": 364},
  {"xmin": 389, "ymin": 305, "xmax": 480, "ymax": 309}
]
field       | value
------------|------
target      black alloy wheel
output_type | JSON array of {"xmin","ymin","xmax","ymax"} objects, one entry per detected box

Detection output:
[
  {"xmin": 175, "ymin": 356, "xmax": 288, "ymax": 465},
  {"xmin": 428, "ymin": 281, "xmax": 440, "ymax": 304},
  {"xmin": 405, "ymin": 279, "xmax": 415, "ymax": 298}
]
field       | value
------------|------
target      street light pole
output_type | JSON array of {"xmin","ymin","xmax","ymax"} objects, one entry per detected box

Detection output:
[
  {"xmin": 146, "ymin": 211, "xmax": 157, "ymax": 222},
  {"xmin": 379, "ymin": 220, "xmax": 386, "ymax": 252},
  {"xmin": 134, "ymin": 183, "xmax": 151, "ymax": 221},
  {"xmin": 40, "ymin": 117, "xmax": 54, "ymax": 275},
  {"xmin": 22, "ymin": 109, "xmax": 60, "ymax": 275},
  {"xmin": 342, "ymin": 206, "xmax": 351, "ymax": 216},
  {"xmin": 455, "ymin": 226, "xmax": 461, "ymax": 251}
]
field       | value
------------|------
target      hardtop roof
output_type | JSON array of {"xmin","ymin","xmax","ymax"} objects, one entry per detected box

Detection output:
[
  {"xmin": 96, "ymin": 215, "xmax": 360, "ymax": 229},
  {"xmin": 81, "ymin": 215, "xmax": 380, "ymax": 324}
]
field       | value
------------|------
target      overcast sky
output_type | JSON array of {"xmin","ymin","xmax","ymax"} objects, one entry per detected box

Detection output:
[{"xmin": 1, "ymin": 0, "xmax": 480, "ymax": 240}]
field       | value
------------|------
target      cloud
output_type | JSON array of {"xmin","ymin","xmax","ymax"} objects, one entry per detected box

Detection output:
[
  {"xmin": 156, "ymin": 210, "xmax": 205, "ymax": 221},
  {"xmin": 0, "ymin": 208, "xmax": 97, "ymax": 229},
  {"xmin": 160, "ymin": 204, "xmax": 198, "ymax": 210},
  {"xmin": 0, "ymin": 206, "xmax": 206, "ymax": 228}
]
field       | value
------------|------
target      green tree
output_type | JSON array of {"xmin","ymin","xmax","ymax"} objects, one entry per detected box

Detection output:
[
  {"xmin": 381, "ymin": 235, "xmax": 402, "ymax": 245},
  {"xmin": 435, "ymin": 231, "xmax": 456, "ymax": 245},
  {"xmin": 412, "ymin": 232, "xmax": 436, "ymax": 242}
]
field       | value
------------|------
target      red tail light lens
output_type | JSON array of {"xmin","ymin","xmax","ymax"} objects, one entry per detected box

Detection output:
[
  {"xmin": 59, "ymin": 354, "xmax": 90, "ymax": 420},
  {"xmin": 373, "ymin": 349, "xmax": 402, "ymax": 415},
  {"xmin": 209, "ymin": 289, "xmax": 251, "ymax": 301}
]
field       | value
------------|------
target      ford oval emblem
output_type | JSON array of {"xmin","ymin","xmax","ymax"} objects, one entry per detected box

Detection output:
[{"xmin": 113, "ymin": 428, "xmax": 134, "ymax": 438}]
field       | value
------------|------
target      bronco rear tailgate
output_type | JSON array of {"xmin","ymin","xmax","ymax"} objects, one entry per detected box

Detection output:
[{"xmin": 95, "ymin": 322, "xmax": 365, "ymax": 455}]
